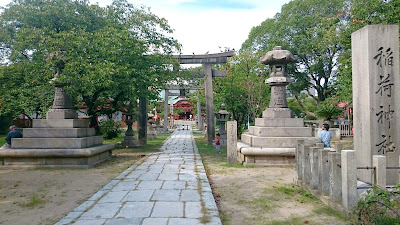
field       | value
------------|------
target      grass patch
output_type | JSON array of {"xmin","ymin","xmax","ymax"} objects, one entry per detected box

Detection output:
[
  {"xmin": 141, "ymin": 134, "xmax": 170, "ymax": 152},
  {"xmin": 104, "ymin": 133, "xmax": 170, "ymax": 153},
  {"xmin": 102, "ymin": 133, "xmax": 126, "ymax": 144},
  {"xmin": 21, "ymin": 193, "xmax": 45, "ymax": 208},
  {"xmin": 313, "ymin": 206, "xmax": 348, "ymax": 221},
  {"xmin": 220, "ymin": 163, "xmax": 254, "ymax": 168},
  {"xmin": 219, "ymin": 213, "xmax": 231, "ymax": 225},
  {"xmin": 193, "ymin": 133, "xmax": 227, "ymax": 163},
  {"xmin": 249, "ymin": 198, "xmax": 275, "ymax": 211},
  {"xmin": 273, "ymin": 185, "xmax": 315, "ymax": 203},
  {"xmin": 0, "ymin": 135, "xmax": 6, "ymax": 146},
  {"xmin": 270, "ymin": 216, "xmax": 307, "ymax": 225}
]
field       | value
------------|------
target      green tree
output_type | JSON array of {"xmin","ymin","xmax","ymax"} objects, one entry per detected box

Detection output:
[
  {"xmin": 214, "ymin": 52, "xmax": 270, "ymax": 133},
  {"xmin": 242, "ymin": 0, "xmax": 347, "ymax": 117},
  {"xmin": 335, "ymin": 0, "xmax": 400, "ymax": 104},
  {"xmin": 0, "ymin": 0, "xmax": 180, "ymax": 130}
]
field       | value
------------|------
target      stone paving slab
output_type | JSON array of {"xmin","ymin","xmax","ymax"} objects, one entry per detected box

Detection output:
[{"xmin": 55, "ymin": 128, "xmax": 221, "ymax": 225}]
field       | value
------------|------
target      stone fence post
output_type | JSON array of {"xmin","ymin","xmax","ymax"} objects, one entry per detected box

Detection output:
[
  {"xmin": 227, "ymin": 121, "xmax": 237, "ymax": 164},
  {"xmin": 296, "ymin": 140, "xmax": 305, "ymax": 182},
  {"xmin": 319, "ymin": 149, "xmax": 330, "ymax": 196},
  {"xmin": 329, "ymin": 152, "xmax": 342, "ymax": 202},
  {"xmin": 373, "ymin": 155, "xmax": 386, "ymax": 188},
  {"xmin": 310, "ymin": 147, "xmax": 320, "ymax": 191},
  {"xmin": 341, "ymin": 150, "xmax": 358, "ymax": 211},
  {"xmin": 303, "ymin": 145, "xmax": 311, "ymax": 186}
]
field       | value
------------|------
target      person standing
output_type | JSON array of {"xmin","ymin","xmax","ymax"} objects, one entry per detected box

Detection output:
[
  {"xmin": 318, "ymin": 123, "xmax": 332, "ymax": 148},
  {"xmin": 5, "ymin": 125, "xmax": 22, "ymax": 147},
  {"xmin": 214, "ymin": 133, "xmax": 221, "ymax": 154}
]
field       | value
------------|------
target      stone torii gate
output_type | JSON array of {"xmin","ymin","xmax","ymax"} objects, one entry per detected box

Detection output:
[
  {"xmin": 170, "ymin": 51, "xmax": 234, "ymax": 145},
  {"xmin": 163, "ymin": 85, "xmax": 204, "ymax": 132}
]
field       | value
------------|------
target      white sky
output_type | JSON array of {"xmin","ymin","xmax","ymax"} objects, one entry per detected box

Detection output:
[{"xmin": 0, "ymin": 0, "xmax": 291, "ymax": 54}]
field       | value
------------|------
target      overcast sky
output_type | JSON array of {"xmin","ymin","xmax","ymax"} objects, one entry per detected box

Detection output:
[{"xmin": 0, "ymin": 0, "xmax": 291, "ymax": 54}]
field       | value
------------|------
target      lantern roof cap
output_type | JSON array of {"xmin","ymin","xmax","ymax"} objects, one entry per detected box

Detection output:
[
  {"xmin": 260, "ymin": 46, "xmax": 297, "ymax": 65},
  {"xmin": 218, "ymin": 103, "xmax": 229, "ymax": 115}
]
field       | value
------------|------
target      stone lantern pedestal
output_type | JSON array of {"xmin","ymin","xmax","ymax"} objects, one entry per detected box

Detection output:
[
  {"xmin": 237, "ymin": 46, "xmax": 319, "ymax": 166},
  {"xmin": 147, "ymin": 112, "xmax": 157, "ymax": 139},
  {"xmin": 121, "ymin": 113, "xmax": 140, "ymax": 148},
  {"xmin": 218, "ymin": 104, "xmax": 229, "ymax": 147},
  {"xmin": 0, "ymin": 84, "xmax": 115, "ymax": 168},
  {"xmin": 0, "ymin": 51, "xmax": 114, "ymax": 168}
]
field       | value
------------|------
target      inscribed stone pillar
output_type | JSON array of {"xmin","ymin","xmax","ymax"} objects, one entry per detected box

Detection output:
[
  {"xmin": 227, "ymin": 121, "xmax": 237, "ymax": 164},
  {"xmin": 163, "ymin": 90, "xmax": 169, "ymax": 132},
  {"xmin": 138, "ymin": 97, "xmax": 148, "ymax": 145},
  {"xmin": 204, "ymin": 63, "xmax": 215, "ymax": 145},
  {"xmin": 352, "ymin": 25, "xmax": 400, "ymax": 185}
]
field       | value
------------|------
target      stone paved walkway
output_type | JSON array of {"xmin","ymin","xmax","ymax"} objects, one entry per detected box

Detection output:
[{"xmin": 55, "ymin": 128, "xmax": 221, "ymax": 225}]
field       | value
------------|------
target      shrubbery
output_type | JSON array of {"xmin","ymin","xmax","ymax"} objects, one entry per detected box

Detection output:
[
  {"xmin": 99, "ymin": 120, "xmax": 122, "ymax": 139},
  {"xmin": 356, "ymin": 185, "xmax": 400, "ymax": 224}
]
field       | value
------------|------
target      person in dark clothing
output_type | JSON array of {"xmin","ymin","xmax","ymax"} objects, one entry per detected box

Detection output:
[{"xmin": 5, "ymin": 125, "xmax": 22, "ymax": 145}]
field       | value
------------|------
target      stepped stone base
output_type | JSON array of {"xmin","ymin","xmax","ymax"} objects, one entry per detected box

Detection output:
[
  {"xmin": 239, "ymin": 108, "xmax": 321, "ymax": 166},
  {"xmin": 23, "ymin": 128, "xmax": 95, "ymax": 138},
  {"xmin": 255, "ymin": 117, "xmax": 304, "ymax": 127},
  {"xmin": 33, "ymin": 119, "xmax": 89, "ymax": 128},
  {"xmin": 12, "ymin": 136, "xmax": 103, "ymax": 149},
  {"xmin": 237, "ymin": 142, "xmax": 296, "ymax": 166},
  {"xmin": 249, "ymin": 126, "xmax": 312, "ymax": 137},
  {"xmin": 0, "ymin": 144, "xmax": 114, "ymax": 168},
  {"xmin": 241, "ymin": 134, "xmax": 319, "ymax": 148},
  {"xmin": 121, "ymin": 136, "xmax": 140, "ymax": 148},
  {"xmin": 1, "ymin": 114, "xmax": 114, "ymax": 168}
]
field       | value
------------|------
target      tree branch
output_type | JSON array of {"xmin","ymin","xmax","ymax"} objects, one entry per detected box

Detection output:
[{"xmin": 294, "ymin": 92, "xmax": 317, "ymax": 118}]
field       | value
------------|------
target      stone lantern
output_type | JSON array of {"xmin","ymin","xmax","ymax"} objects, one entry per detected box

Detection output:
[
  {"xmin": 217, "ymin": 103, "xmax": 229, "ymax": 147},
  {"xmin": 46, "ymin": 47, "xmax": 77, "ymax": 119},
  {"xmin": 260, "ymin": 46, "xmax": 297, "ymax": 118},
  {"xmin": 147, "ymin": 111, "xmax": 157, "ymax": 139},
  {"xmin": 234, "ymin": 46, "xmax": 319, "ymax": 167},
  {"xmin": 121, "ymin": 113, "xmax": 139, "ymax": 148}
]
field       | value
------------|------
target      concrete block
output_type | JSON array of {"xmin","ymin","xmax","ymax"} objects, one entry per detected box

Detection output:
[
  {"xmin": 255, "ymin": 117, "xmax": 304, "ymax": 127},
  {"xmin": 33, "ymin": 119, "xmax": 89, "ymax": 128},
  {"xmin": 11, "ymin": 136, "xmax": 103, "ymax": 149},
  {"xmin": 296, "ymin": 140, "xmax": 305, "ymax": 181},
  {"xmin": 262, "ymin": 108, "xmax": 292, "ymax": 118},
  {"xmin": 303, "ymin": 145, "xmax": 311, "ymax": 185},
  {"xmin": 46, "ymin": 109, "xmax": 78, "ymax": 119},
  {"xmin": 373, "ymin": 155, "xmax": 386, "ymax": 188},
  {"xmin": 0, "ymin": 146, "xmax": 112, "ymax": 169},
  {"xmin": 251, "ymin": 127, "xmax": 312, "ymax": 137},
  {"xmin": 23, "ymin": 128, "xmax": 95, "ymax": 138},
  {"xmin": 240, "ymin": 135, "xmax": 319, "ymax": 148},
  {"xmin": 310, "ymin": 147, "xmax": 320, "ymax": 190},
  {"xmin": 341, "ymin": 150, "xmax": 358, "ymax": 211},
  {"xmin": 318, "ymin": 149, "xmax": 330, "ymax": 196},
  {"xmin": 329, "ymin": 152, "xmax": 342, "ymax": 202}
]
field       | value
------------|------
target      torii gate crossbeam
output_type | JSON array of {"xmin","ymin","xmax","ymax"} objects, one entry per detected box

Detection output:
[{"xmin": 167, "ymin": 51, "xmax": 234, "ymax": 145}]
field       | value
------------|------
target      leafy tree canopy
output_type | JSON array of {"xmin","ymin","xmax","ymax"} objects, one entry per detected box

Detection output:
[{"xmin": 0, "ymin": 0, "xmax": 181, "ymax": 127}]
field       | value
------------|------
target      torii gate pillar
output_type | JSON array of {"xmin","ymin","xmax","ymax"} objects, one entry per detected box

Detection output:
[
  {"xmin": 174, "ymin": 51, "xmax": 234, "ymax": 145},
  {"xmin": 204, "ymin": 63, "xmax": 214, "ymax": 145}
]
